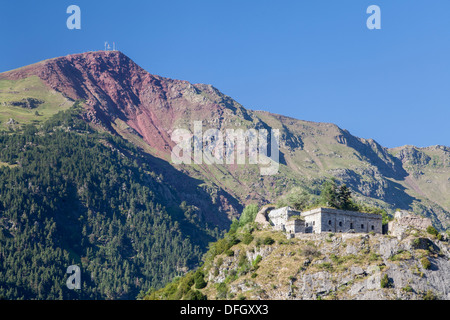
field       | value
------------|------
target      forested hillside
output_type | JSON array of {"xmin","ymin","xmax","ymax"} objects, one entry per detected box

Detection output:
[{"xmin": 0, "ymin": 102, "xmax": 220, "ymax": 299}]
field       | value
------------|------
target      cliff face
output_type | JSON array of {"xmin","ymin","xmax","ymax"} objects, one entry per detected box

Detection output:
[{"xmin": 201, "ymin": 230, "xmax": 450, "ymax": 300}]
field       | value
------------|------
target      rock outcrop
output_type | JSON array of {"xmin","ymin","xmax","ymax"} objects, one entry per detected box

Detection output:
[
  {"xmin": 254, "ymin": 205, "xmax": 275, "ymax": 228},
  {"xmin": 202, "ymin": 229, "xmax": 450, "ymax": 300},
  {"xmin": 388, "ymin": 210, "xmax": 433, "ymax": 239}
]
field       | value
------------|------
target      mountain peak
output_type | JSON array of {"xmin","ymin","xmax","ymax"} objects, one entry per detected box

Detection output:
[
  {"xmin": 1, "ymin": 50, "xmax": 133, "ymax": 80},
  {"xmin": 1, "ymin": 49, "xmax": 153, "ymax": 101},
  {"xmin": 0, "ymin": 51, "xmax": 238, "ymax": 158},
  {"xmin": 60, "ymin": 50, "xmax": 136, "ymax": 69}
]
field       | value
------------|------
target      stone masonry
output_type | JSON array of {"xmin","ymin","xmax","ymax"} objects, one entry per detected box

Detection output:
[
  {"xmin": 302, "ymin": 207, "xmax": 383, "ymax": 234},
  {"xmin": 267, "ymin": 207, "xmax": 383, "ymax": 235},
  {"xmin": 267, "ymin": 207, "xmax": 302, "ymax": 231}
]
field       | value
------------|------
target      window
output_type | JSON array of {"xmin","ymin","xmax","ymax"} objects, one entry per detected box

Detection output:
[
  {"xmin": 371, "ymin": 225, "xmax": 375, "ymax": 231},
  {"xmin": 350, "ymin": 223, "xmax": 353, "ymax": 229},
  {"xmin": 339, "ymin": 221, "xmax": 342, "ymax": 227},
  {"xmin": 328, "ymin": 220, "xmax": 332, "ymax": 225},
  {"xmin": 361, "ymin": 224, "xmax": 364, "ymax": 229}
]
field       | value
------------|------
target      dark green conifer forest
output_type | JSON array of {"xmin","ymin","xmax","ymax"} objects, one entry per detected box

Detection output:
[{"xmin": 0, "ymin": 102, "xmax": 219, "ymax": 300}]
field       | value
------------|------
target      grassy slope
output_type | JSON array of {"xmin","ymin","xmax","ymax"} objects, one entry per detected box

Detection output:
[
  {"xmin": 0, "ymin": 76, "xmax": 72, "ymax": 130},
  {"xmin": 390, "ymin": 146, "xmax": 450, "ymax": 210}
]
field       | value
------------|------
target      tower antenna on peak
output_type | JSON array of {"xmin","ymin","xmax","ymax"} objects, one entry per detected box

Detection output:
[
  {"xmin": 104, "ymin": 41, "xmax": 108, "ymax": 51},
  {"xmin": 113, "ymin": 42, "xmax": 116, "ymax": 51}
]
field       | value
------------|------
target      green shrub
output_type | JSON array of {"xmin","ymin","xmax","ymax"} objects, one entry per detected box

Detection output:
[
  {"xmin": 162, "ymin": 282, "xmax": 179, "ymax": 299},
  {"xmin": 237, "ymin": 253, "xmax": 251, "ymax": 276},
  {"xmin": 402, "ymin": 285, "xmax": 413, "ymax": 293},
  {"xmin": 329, "ymin": 254, "xmax": 340, "ymax": 263},
  {"xmin": 263, "ymin": 237, "xmax": 275, "ymax": 245},
  {"xmin": 238, "ymin": 253, "xmax": 248, "ymax": 268},
  {"xmin": 171, "ymin": 274, "xmax": 195, "ymax": 300},
  {"xmin": 184, "ymin": 274, "xmax": 195, "ymax": 288},
  {"xmin": 389, "ymin": 250, "xmax": 412, "ymax": 261},
  {"xmin": 242, "ymin": 233, "xmax": 254, "ymax": 245},
  {"xmin": 225, "ymin": 249, "xmax": 234, "ymax": 257},
  {"xmin": 194, "ymin": 270, "xmax": 207, "ymax": 289},
  {"xmin": 228, "ymin": 235, "xmax": 241, "ymax": 247},
  {"xmin": 184, "ymin": 289, "xmax": 207, "ymax": 300},
  {"xmin": 229, "ymin": 219, "xmax": 239, "ymax": 234},
  {"xmin": 239, "ymin": 204, "xmax": 259, "ymax": 227},
  {"xmin": 216, "ymin": 282, "xmax": 228, "ymax": 299},
  {"xmin": 238, "ymin": 263, "xmax": 251, "ymax": 276},
  {"xmin": 226, "ymin": 270, "xmax": 238, "ymax": 283},
  {"xmin": 381, "ymin": 210, "xmax": 393, "ymax": 226},
  {"xmin": 212, "ymin": 238, "xmax": 231, "ymax": 256},
  {"xmin": 380, "ymin": 274, "xmax": 390, "ymax": 288},
  {"xmin": 369, "ymin": 253, "xmax": 381, "ymax": 261},
  {"xmin": 426, "ymin": 226, "xmax": 439, "ymax": 237},
  {"xmin": 253, "ymin": 255, "xmax": 263, "ymax": 267},
  {"xmin": 421, "ymin": 257, "xmax": 431, "ymax": 270},
  {"xmin": 423, "ymin": 290, "xmax": 437, "ymax": 300},
  {"xmin": 317, "ymin": 262, "xmax": 333, "ymax": 270}
]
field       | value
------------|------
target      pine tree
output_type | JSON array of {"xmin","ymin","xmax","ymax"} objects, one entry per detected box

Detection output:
[
  {"xmin": 337, "ymin": 185, "xmax": 353, "ymax": 210},
  {"xmin": 319, "ymin": 179, "xmax": 339, "ymax": 208}
]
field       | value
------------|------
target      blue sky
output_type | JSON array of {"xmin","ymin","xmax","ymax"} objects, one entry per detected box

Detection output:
[{"xmin": 0, "ymin": 0, "xmax": 449, "ymax": 148}]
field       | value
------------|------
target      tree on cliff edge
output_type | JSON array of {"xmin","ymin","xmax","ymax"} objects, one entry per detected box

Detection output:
[{"xmin": 319, "ymin": 179, "xmax": 355, "ymax": 210}]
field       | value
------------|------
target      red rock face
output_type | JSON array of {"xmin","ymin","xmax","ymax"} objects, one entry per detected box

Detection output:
[
  {"xmin": 1, "ymin": 51, "xmax": 245, "ymax": 224},
  {"xmin": 1, "ymin": 51, "xmax": 229, "ymax": 158}
]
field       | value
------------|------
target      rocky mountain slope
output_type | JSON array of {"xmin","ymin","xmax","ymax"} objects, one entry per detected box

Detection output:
[
  {"xmin": 1, "ymin": 50, "xmax": 448, "ymax": 231},
  {"xmin": 212, "ymin": 232, "xmax": 450, "ymax": 300},
  {"xmin": 147, "ymin": 218, "xmax": 450, "ymax": 300}
]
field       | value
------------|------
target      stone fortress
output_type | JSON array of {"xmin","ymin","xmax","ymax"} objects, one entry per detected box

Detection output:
[
  {"xmin": 255, "ymin": 205, "xmax": 435, "ymax": 239},
  {"xmin": 257, "ymin": 206, "xmax": 383, "ymax": 237}
]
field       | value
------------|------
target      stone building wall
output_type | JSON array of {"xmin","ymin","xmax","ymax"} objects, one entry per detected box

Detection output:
[
  {"xmin": 268, "ymin": 207, "xmax": 301, "ymax": 231},
  {"xmin": 301, "ymin": 208, "xmax": 383, "ymax": 234},
  {"xmin": 285, "ymin": 219, "xmax": 305, "ymax": 234}
]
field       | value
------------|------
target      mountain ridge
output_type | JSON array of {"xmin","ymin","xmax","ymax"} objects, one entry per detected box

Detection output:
[{"xmin": 0, "ymin": 51, "xmax": 448, "ymax": 231}]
